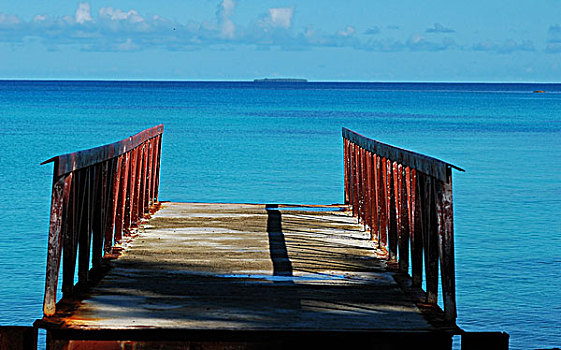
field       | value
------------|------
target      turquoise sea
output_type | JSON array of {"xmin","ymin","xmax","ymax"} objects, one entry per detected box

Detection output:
[{"xmin": 0, "ymin": 81, "xmax": 559, "ymax": 349}]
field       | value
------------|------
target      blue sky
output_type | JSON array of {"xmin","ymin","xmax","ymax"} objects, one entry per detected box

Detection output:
[{"xmin": 1, "ymin": 0, "xmax": 560, "ymax": 81}]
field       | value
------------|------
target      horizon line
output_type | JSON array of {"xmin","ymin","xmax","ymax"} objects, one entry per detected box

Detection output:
[{"xmin": 0, "ymin": 78, "xmax": 559, "ymax": 84}]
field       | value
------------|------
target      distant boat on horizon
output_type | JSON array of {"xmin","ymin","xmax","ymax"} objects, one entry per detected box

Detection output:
[{"xmin": 254, "ymin": 78, "xmax": 308, "ymax": 83}]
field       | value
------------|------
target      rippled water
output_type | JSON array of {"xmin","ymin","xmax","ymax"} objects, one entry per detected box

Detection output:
[{"xmin": 0, "ymin": 81, "xmax": 559, "ymax": 349}]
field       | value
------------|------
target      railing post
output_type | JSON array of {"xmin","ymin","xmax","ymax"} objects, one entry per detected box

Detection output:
[
  {"xmin": 77, "ymin": 167, "xmax": 92, "ymax": 285},
  {"xmin": 106, "ymin": 156, "xmax": 122, "ymax": 253},
  {"xmin": 371, "ymin": 153, "xmax": 379, "ymax": 243},
  {"xmin": 379, "ymin": 157, "xmax": 388, "ymax": 249},
  {"xmin": 343, "ymin": 139, "xmax": 349, "ymax": 205},
  {"xmin": 342, "ymin": 127, "xmax": 461, "ymax": 323},
  {"xmin": 146, "ymin": 139, "xmax": 154, "ymax": 207},
  {"xmin": 62, "ymin": 170, "xmax": 80, "ymax": 297},
  {"xmin": 151, "ymin": 136, "xmax": 159, "ymax": 203},
  {"xmin": 43, "ymin": 170, "xmax": 72, "ymax": 316},
  {"xmin": 127, "ymin": 148, "xmax": 138, "ymax": 229},
  {"xmin": 425, "ymin": 176, "xmax": 439, "ymax": 304},
  {"xmin": 388, "ymin": 160, "xmax": 397, "ymax": 261},
  {"xmin": 41, "ymin": 125, "xmax": 164, "ymax": 317},
  {"xmin": 91, "ymin": 163, "xmax": 104, "ymax": 269},
  {"xmin": 351, "ymin": 144, "xmax": 359, "ymax": 216},
  {"xmin": 437, "ymin": 169, "xmax": 457, "ymax": 321},
  {"xmin": 365, "ymin": 150, "xmax": 372, "ymax": 231},
  {"xmin": 362, "ymin": 148, "xmax": 367, "ymax": 226},
  {"xmin": 154, "ymin": 134, "xmax": 163, "ymax": 202},
  {"xmin": 411, "ymin": 169, "xmax": 423, "ymax": 288},
  {"xmin": 399, "ymin": 165, "xmax": 410, "ymax": 273},
  {"xmin": 116, "ymin": 152, "xmax": 130, "ymax": 242}
]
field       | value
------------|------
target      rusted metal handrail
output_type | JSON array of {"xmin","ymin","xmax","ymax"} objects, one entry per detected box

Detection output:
[
  {"xmin": 41, "ymin": 125, "xmax": 164, "ymax": 317},
  {"xmin": 342, "ymin": 127, "xmax": 464, "ymax": 322}
]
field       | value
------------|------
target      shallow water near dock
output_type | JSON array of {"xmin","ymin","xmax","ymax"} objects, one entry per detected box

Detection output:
[{"xmin": 0, "ymin": 81, "xmax": 559, "ymax": 349}]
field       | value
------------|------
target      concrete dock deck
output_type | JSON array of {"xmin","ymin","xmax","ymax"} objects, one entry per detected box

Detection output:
[
  {"xmin": 33, "ymin": 126, "xmax": 511, "ymax": 349},
  {"xmin": 38, "ymin": 202, "xmax": 456, "ymax": 342}
]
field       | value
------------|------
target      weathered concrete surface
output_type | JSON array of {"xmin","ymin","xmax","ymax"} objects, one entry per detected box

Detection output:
[{"xmin": 40, "ymin": 202, "xmax": 439, "ymax": 332}]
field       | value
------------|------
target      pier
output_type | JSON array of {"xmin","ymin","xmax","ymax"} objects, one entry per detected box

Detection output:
[{"xmin": 31, "ymin": 125, "xmax": 508, "ymax": 349}]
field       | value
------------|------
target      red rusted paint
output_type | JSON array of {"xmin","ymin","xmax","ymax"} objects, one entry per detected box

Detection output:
[
  {"xmin": 342, "ymin": 128, "xmax": 464, "ymax": 182},
  {"xmin": 140, "ymin": 145, "xmax": 147, "ymax": 216},
  {"xmin": 146, "ymin": 140, "xmax": 154, "ymax": 208},
  {"xmin": 379, "ymin": 157, "xmax": 388, "ymax": 248},
  {"xmin": 393, "ymin": 163, "xmax": 402, "ymax": 259},
  {"xmin": 365, "ymin": 150, "xmax": 372, "ymax": 232},
  {"xmin": 371, "ymin": 154, "xmax": 380, "ymax": 243},
  {"xmin": 77, "ymin": 167, "xmax": 92, "ymax": 285},
  {"xmin": 399, "ymin": 165, "xmax": 410, "ymax": 273},
  {"xmin": 91, "ymin": 163, "xmax": 104, "ymax": 269},
  {"xmin": 351, "ymin": 144, "xmax": 355, "ymax": 211},
  {"xmin": 154, "ymin": 135, "xmax": 163, "ymax": 202},
  {"xmin": 42, "ymin": 125, "xmax": 164, "ymax": 178},
  {"xmin": 149, "ymin": 138, "xmax": 157, "ymax": 204},
  {"xmin": 154, "ymin": 134, "xmax": 162, "ymax": 202},
  {"xmin": 437, "ymin": 171, "xmax": 457, "ymax": 321},
  {"xmin": 144, "ymin": 144, "xmax": 150, "ymax": 213},
  {"xmin": 62, "ymin": 170, "xmax": 83, "ymax": 296},
  {"xmin": 352, "ymin": 144, "xmax": 359, "ymax": 217},
  {"xmin": 128, "ymin": 148, "xmax": 138, "ymax": 229},
  {"xmin": 43, "ymin": 173, "xmax": 72, "ymax": 316},
  {"xmin": 343, "ymin": 139, "xmax": 350, "ymax": 205},
  {"xmin": 359, "ymin": 147, "xmax": 366, "ymax": 225},
  {"xmin": 347, "ymin": 139, "xmax": 352, "ymax": 207},
  {"xmin": 357, "ymin": 146, "xmax": 363, "ymax": 223},
  {"xmin": 100, "ymin": 160, "xmax": 111, "ymax": 254},
  {"xmin": 355, "ymin": 145, "xmax": 362, "ymax": 222},
  {"xmin": 388, "ymin": 160, "xmax": 397, "ymax": 261},
  {"xmin": 106, "ymin": 156, "xmax": 122, "ymax": 252},
  {"xmin": 137, "ymin": 145, "xmax": 146, "ymax": 219},
  {"xmin": 143, "ymin": 144, "xmax": 150, "ymax": 215},
  {"xmin": 342, "ymin": 128, "xmax": 458, "ymax": 322},
  {"xmin": 425, "ymin": 176, "xmax": 439, "ymax": 305},
  {"xmin": 42, "ymin": 126, "xmax": 164, "ymax": 317},
  {"xmin": 411, "ymin": 169, "xmax": 423, "ymax": 288},
  {"xmin": 133, "ymin": 146, "xmax": 143, "ymax": 224},
  {"xmin": 115, "ymin": 152, "xmax": 130, "ymax": 243}
]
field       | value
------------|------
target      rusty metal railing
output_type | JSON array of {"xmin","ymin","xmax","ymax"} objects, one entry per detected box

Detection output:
[
  {"xmin": 342, "ymin": 127, "xmax": 464, "ymax": 322},
  {"xmin": 41, "ymin": 125, "xmax": 163, "ymax": 317}
]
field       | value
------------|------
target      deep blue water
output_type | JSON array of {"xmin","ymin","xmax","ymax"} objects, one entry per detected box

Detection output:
[{"xmin": 0, "ymin": 81, "xmax": 559, "ymax": 349}]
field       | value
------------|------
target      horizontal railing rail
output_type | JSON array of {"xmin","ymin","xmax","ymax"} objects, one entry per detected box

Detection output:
[
  {"xmin": 342, "ymin": 127, "xmax": 464, "ymax": 322},
  {"xmin": 41, "ymin": 125, "xmax": 163, "ymax": 317}
]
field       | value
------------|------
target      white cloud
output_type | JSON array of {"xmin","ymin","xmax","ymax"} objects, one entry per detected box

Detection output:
[
  {"xmin": 75, "ymin": 2, "xmax": 92, "ymax": 24},
  {"xmin": 118, "ymin": 38, "xmax": 139, "ymax": 51},
  {"xmin": 99, "ymin": 8, "xmax": 144, "ymax": 23},
  {"xmin": 0, "ymin": 1, "xmax": 473, "ymax": 54},
  {"xmin": 216, "ymin": 0, "xmax": 235, "ymax": 39},
  {"xmin": 221, "ymin": 0, "xmax": 235, "ymax": 18},
  {"xmin": 33, "ymin": 14, "xmax": 48, "ymax": 23},
  {"xmin": 267, "ymin": 8, "xmax": 293, "ymax": 28},
  {"xmin": 221, "ymin": 18, "xmax": 235, "ymax": 39},
  {"xmin": 406, "ymin": 34, "xmax": 456, "ymax": 51},
  {"xmin": 0, "ymin": 13, "xmax": 21, "ymax": 27},
  {"xmin": 338, "ymin": 26, "xmax": 355, "ymax": 37}
]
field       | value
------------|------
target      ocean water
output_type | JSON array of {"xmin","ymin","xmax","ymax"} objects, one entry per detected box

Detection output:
[{"xmin": 0, "ymin": 81, "xmax": 559, "ymax": 349}]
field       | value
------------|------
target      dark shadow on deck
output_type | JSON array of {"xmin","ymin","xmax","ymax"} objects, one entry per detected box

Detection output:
[
  {"xmin": 266, "ymin": 204, "xmax": 301, "ymax": 310},
  {"xmin": 266, "ymin": 204, "xmax": 293, "ymax": 277}
]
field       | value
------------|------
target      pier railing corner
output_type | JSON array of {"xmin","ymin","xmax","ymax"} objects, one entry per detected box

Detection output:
[
  {"xmin": 342, "ymin": 127, "xmax": 464, "ymax": 322},
  {"xmin": 41, "ymin": 125, "xmax": 163, "ymax": 317}
]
